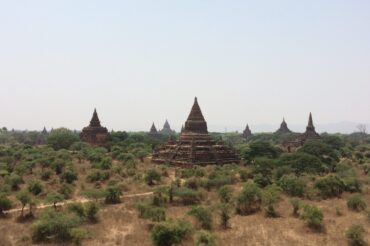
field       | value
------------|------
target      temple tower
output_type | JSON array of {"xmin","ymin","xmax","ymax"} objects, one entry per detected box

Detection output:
[
  {"xmin": 152, "ymin": 97, "xmax": 240, "ymax": 167},
  {"xmin": 80, "ymin": 109, "xmax": 109, "ymax": 146},
  {"xmin": 160, "ymin": 119, "xmax": 175, "ymax": 135},
  {"xmin": 275, "ymin": 118, "xmax": 293, "ymax": 134},
  {"xmin": 242, "ymin": 124, "xmax": 253, "ymax": 140},
  {"xmin": 300, "ymin": 113, "xmax": 320, "ymax": 140}
]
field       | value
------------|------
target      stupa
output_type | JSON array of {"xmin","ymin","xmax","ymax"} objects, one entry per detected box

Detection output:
[
  {"xmin": 242, "ymin": 124, "xmax": 253, "ymax": 140},
  {"xmin": 148, "ymin": 122, "xmax": 160, "ymax": 138},
  {"xmin": 152, "ymin": 97, "xmax": 240, "ymax": 167},
  {"xmin": 160, "ymin": 120, "xmax": 175, "ymax": 135},
  {"xmin": 275, "ymin": 118, "xmax": 292, "ymax": 134},
  {"xmin": 80, "ymin": 109, "xmax": 109, "ymax": 146}
]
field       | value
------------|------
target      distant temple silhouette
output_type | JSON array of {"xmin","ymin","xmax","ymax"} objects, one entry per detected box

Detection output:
[
  {"xmin": 152, "ymin": 97, "xmax": 240, "ymax": 166},
  {"xmin": 242, "ymin": 124, "xmax": 253, "ymax": 140},
  {"xmin": 275, "ymin": 118, "xmax": 293, "ymax": 134},
  {"xmin": 80, "ymin": 109, "xmax": 109, "ymax": 146},
  {"xmin": 160, "ymin": 119, "xmax": 175, "ymax": 135}
]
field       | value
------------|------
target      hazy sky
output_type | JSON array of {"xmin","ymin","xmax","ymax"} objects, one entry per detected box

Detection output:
[{"xmin": 1, "ymin": 1, "xmax": 369, "ymax": 132}]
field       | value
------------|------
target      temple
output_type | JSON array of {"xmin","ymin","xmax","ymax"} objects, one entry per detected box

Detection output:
[
  {"xmin": 80, "ymin": 109, "xmax": 109, "ymax": 146},
  {"xmin": 160, "ymin": 120, "xmax": 175, "ymax": 135},
  {"xmin": 242, "ymin": 124, "xmax": 253, "ymax": 140},
  {"xmin": 152, "ymin": 97, "xmax": 240, "ymax": 167},
  {"xmin": 148, "ymin": 122, "xmax": 160, "ymax": 138},
  {"xmin": 275, "ymin": 118, "xmax": 293, "ymax": 134},
  {"xmin": 282, "ymin": 113, "xmax": 320, "ymax": 152}
]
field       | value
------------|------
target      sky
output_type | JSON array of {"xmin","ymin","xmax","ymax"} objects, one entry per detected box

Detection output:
[{"xmin": 0, "ymin": 0, "xmax": 369, "ymax": 133}]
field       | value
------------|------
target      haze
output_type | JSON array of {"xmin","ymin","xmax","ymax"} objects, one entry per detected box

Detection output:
[{"xmin": 1, "ymin": 1, "xmax": 369, "ymax": 133}]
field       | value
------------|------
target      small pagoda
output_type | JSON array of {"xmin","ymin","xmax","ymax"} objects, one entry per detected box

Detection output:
[
  {"xmin": 80, "ymin": 109, "xmax": 109, "ymax": 146},
  {"xmin": 242, "ymin": 124, "xmax": 253, "ymax": 140},
  {"xmin": 152, "ymin": 97, "xmax": 240, "ymax": 167},
  {"xmin": 282, "ymin": 113, "xmax": 320, "ymax": 152},
  {"xmin": 160, "ymin": 120, "xmax": 175, "ymax": 135},
  {"xmin": 275, "ymin": 118, "xmax": 293, "ymax": 134},
  {"xmin": 148, "ymin": 122, "xmax": 160, "ymax": 138}
]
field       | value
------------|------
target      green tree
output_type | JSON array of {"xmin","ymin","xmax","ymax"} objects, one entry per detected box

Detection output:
[
  {"xmin": 347, "ymin": 194, "xmax": 367, "ymax": 212},
  {"xmin": 300, "ymin": 204, "xmax": 324, "ymax": 230},
  {"xmin": 219, "ymin": 203, "xmax": 231, "ymax": 229},
  {"xmin": 82, "ymin": 188, "xmax": 105, "ymax": 202},
  {"xmin": 236, "ymin": 181, "xmax": 262, "ymax": 215},
  {"xmin": 145, "ymin": 169, "xmax": 161, "ymax": 186},
  {"xmin": 0, "ymin": 193, "xmax": 12, "ymax": 215},
  {"xmin": 45, "ymin": 192, "xmax": 64, "ymax": 210},
  {"xmin": 27, "ymin": 179, "xmax": 43, "ymax": 195},
  {"xmin": 85, "ymin": 202, "xmax": 100, "ymax": 222},
  {"xmin": 188, "ymin": 206, "xmax": 213, "ymax": 230},
  {"xmin": 345, "ymin": 224, "xmax": 367, "ymax": 246},
  {"xmin": 195, "ymin": 230, "xmax": 216, "ymax": 246},
  {"xmin": 262, "ymin": 185, "xmax": 281, "ymax": 217},
  {"xmin": 16, "ymin": 190, "xmax": 32, "ymax": 217},
  {"xmin": 151, "ymin": 219, "xmax": 192, "ymax": 246},
  {"xmin": 218, "ymin": 185, "xmax": 233, "ymax": 203},
  {"xmin": 105, "ymin": 186, "xmax": 122, "ymax": 204},
  {"xmin": 47, "ymin": 128, "xmax": 79, "ymax": 150}
]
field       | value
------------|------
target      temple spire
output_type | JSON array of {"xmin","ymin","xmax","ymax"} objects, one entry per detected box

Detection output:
[
  {"xmin": 184, "ymin": 97, "xmax": 208, "ymax": 133},
  {"xmin": 308, "ymin": 112, "xmax": 314, "ymax": 128},
  {"xmin": 150, "ymin": 122, "xmax": 158, "ymax": 133},
  {"xmin": 89, "ymin": 108, "xmax": 101, "ymax": 127}
]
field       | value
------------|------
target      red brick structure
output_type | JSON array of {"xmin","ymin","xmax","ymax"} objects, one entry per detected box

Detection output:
[
  {"xmin": 80, "ymin": 109, "xmax": 109, "ymax": 146},
  {"xmin": 242, "ymin": 124, "xmax": 253, "ymax": 140},
  {"xmin": 148, "ymin": 122, "xmax": 160, "ymax": 138},
  {"xmin": 275, "ymin": 118, "xmax": 293, "ymax": 134},
  {"xmin": 152, "ymin": 97, "xmax": 240, "ymax": 166},
  {"xmin": 160, "ymin": 119, "xmax": 175, "ymax": 135}
]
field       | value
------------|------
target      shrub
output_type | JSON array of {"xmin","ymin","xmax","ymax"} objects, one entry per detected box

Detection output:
[
  {"xmin": 278, "ymin": 152, "xmax": 324, "ymax": 174},
  {"xmin": 218, "ymin": 185, "xmax": 233, "ymax": 203},
  {"xmin": 347, "ymin": 194, "xmax": 367, "ymax": 212},
  {"xmin": 0, "ymin": 193, "xmax": 12, "ymax": 215},
  {"xmin": 145, "ymin": 169, "xmax": 161, "ymax": 186},
  {"xmin": 86, "ymin": 171, "xmax": 110, "ymax": 182},
  {"xmin": 58, "ymin": 183, "xmax": 74, "ymax": 199},
  {"xmin": 278, "ymin": 175, "xmax": 305, "ymax": 197},
  {"xmin": 99, "ymin": 157, "xmax": 112, "ymax": 170},
  {"xmin": 45, "ymin": 192, "xmax": 64, "ymax": 210},
  {"xmin": 151, "ymin": 219, "xmax": 192, "ymax": 246},
  {"xmin": 195, "ymin": 230, "xmax": 216, "ymax": 246},
  {"xmin": 253, "ymin": 173, "xmax": 271, "ymax": 188},
  {"xmin": 236, "ymin": 181, "xmax": 262, "ymax": 215},
  {"xmin": 345, "ymin": 224, "xmax": 367, "ymax": 246},
  {"xmin": 173, "ymin": 187, "xmax": 201, "ymax": 205},
  {"xmin": 67, "ymin": 203, "xmax": 85, "ymax": 218},
  {"xmin": 136, "ymin": 202, "xmax": 166, "ymax": 222},
  {"xmin": 290, "ymin": 198, "xmax": 301, "ymax": 216},
  {"xmin": 185, "ymin": 177, "xmax": 200, "ymax": 190},
  {"xmin": 219, "ymin": 203, "xmax": 230, "ymax": 229},
  {"xmin": 300, "ymin": 204, "xmax": 324, "ymax": 230},
  {"xmin": 261, "ymin": 185, "xmax": 281, "ymax": 217},
  {"xmin": 40, "ymin": 170, "xmax": 52, "ymax": 181},
  {"xmin": 61, "ymin": 169, "xmax": 78, "ymax": 184},
  {"xmin": 31, "ymin": 210, "xmax": 80, "ymax": 242},
  {"xmin": 85, "ymin": 202, "xmax": 100, "ymax": 222},
  {"xmin": 47, "ymin": 128, "xmax": 79, "ymax": 150},
  {"xmin": 70, "ymin": 228, "xmax": 88, "ymax": 246},
  {"xmin": 314, "ymin": 175, "xmax": 345, "ymax": 198},
  {"xmin": 82, "ymin": 188, "xmax": 105, "ymax": 202},
  {"xmin": 6, "ymin": 173, "xmax": 22, "ymax": 190},
  {"xmin": 105, "ymin": 186, "xmax": 122, "ymax": 204},
  {"xmin": 188, "ymin": 206, "xmax": 213, "ymax": 230},
  {"xmin": 27, "ymin": 179, "xmax": 43, "ymax": 195}
]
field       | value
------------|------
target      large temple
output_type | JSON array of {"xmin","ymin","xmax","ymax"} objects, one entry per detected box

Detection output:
[
  {"xmin": 152, "ymin": 97, "xmax": 240, "ymax": 167},
  {"xmin": 80, "ymin": 109, "xmax": 109, "ymax": 146},
  {"xmin": 275, "ymin": 118, "xmax": 293, "ymax": 134},
  {"xmin": 242, "ymin": 124, "xmax": 253, "ymax": 140},
  {"xmin": 282, "ymin": 113, "xmax": 320, "ymax": 152}
]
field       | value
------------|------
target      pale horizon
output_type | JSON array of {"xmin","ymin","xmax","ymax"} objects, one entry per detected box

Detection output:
[{"xmin": 1, "ymin": 1, "xmax": 370, "ymax": 132}]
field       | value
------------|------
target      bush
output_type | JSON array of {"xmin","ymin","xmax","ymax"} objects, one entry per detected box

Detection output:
[
  {"xmin": 86, "ymin": 171, "xmax": 110, "ymax": 182},
  {"xmin": 0, "ymin": 193, "xmax": 12, "ymax": 215},
  {"xmin": 314, "ymin": 175, "xmax": 345, "ymax": 198},
  {"xmin": 236, "ymin": 181, "xmax": 262, "ymax": 215},
  {"xmin": 67, "ymin": 203, "xmax": 85, "ymax": 218},
  {"xmin": 278, "ymin": 152, "xmax": 324, "ymax": 174},
  {"xmin": 31, "ymin": 210, "xmax": 80, "ymax": 242},
  {"xmin": 219, "ymin": 203, "xmax": 231, "ymax": 229},
  {"xmin": 105, "ymin": 186, "xmax": 122, "ymax": 204},
  {"xmin": 151, "ymin": 219, "xmax": 192, "ymax": 246},
  {"xmin": 27, "ymin": 179, "xmax": 43, "ymax": 195},
  {"xmin": 218, "ymin": 185, "xmax": 233, "ymax": 203},
  {"xmin": 61, "ymin": 169, "xmax": 78, "ymax": 184},
  {"xmin": 145, "ymin": 169, "xmax": 161, "ymax": 186},
  {"xmin": 290, "ymin": 198, "xmax": 301, "ymax": 216},
  {"xmin": 45, "ymin": 192, "xmax": 64, "ymax": 209},
  {"xmin": 345, "ymin": 224, "xmax": 367, "ymax": 246},
  {"xmin": 261, "ymin": 185, "xmax": 281, "ymax": 217},
  {"xmin": 6, "ymin": 173, "xmax": 22, "ymax": 190},
  {"xmin": 278, "ymin": 175, "xmax": 306, "ymax": 197},
  {"xmin": 300, "ymin": 204, "xmax": 324, "ymax": 230},
  {"xmin": 47, "ymin": 128, "xmax": 79, "ymax": 150},
  {"xmin": 99, "ymin": 157, "xmax": 112, "ymax": 170},
  {"xmin": 173, "ymin": 187, "xmax": 201, "ymax": 205},
  {"xmin": 188, "ymin": 206, "xmax": 213, "ymax": 230},
  {"xmin": 136, "ymin": 202, "xmax": 166, "ymax": 222},
  {"xmin": 195, "ymin": 230, "xmax": 216, "ymax": 246},
  {"xmin": 85, "ymin": 202, "xmax": 100, "ymax": 222},
  {"xmin": 347, "ymin": 194, "xmax": 367, "ymax": 212}
]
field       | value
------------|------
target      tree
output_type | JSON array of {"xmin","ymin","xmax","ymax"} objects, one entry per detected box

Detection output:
[
  {"xmin": 45, "ymin": 192, "xmax": 64, "ymax": 210},
  {"xmin": 314, "ymin": 175, "xmax": 345, "ymax": 198},
  {"xmin": 16, "ymin": 190, "xmax": 32, "ymax": 217},
  {"xmin": 47, "ymin": 128, "xmax": 79, "ymax": 150},
  {"xmin": 105, "ymin": 186, "xmax": 122, "ymax": 204},
  {"xmin": 82, "ymin": 188, "xmax": 105, "ymax": 202},
  {"xmin": 261, "ymin": 185, "xmax": 281, "ymax": 217},
  {"xmin": 145, "ymin": 169, "xmax": 161, "ymax": 186},
  {"xmin": 151, "ymin": 219, "xmax": 192, "ymax": 246},
  {"xmin": 0, "ymin": 193, "xmax": 12, "ymax": 216},
  {"xmin": 27, "ymin": 179, "xmax": 43, "ymax": 195},
  {"xmin": 188, "ymin": 206, "xmax": 213, "ymax": 230},
  {"xmin": 85, "ymin": 202, "xmax": 100, "ymax": 222},
  {"xmin": 278, "ymin": 175, "xmax": 306, "ymax": 197},
  {"xmin": 236, "ymin": 181, "xmax": 262, "ymax": 215},
  {"xmin": 218, "ymin": 185, "xmax": 233, "ymax": 203},
  {"xmin": 244, "ymin": 141, "xmax": 279, "ymax": 161}
]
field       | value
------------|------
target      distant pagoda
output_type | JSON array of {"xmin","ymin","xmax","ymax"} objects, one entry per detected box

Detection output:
[
  {"xmin": 41, "ymin": 127, "xmax": 48, "ymax": 135},
  {"xmin": 242, "ymin": 124, "xmax": 253, "ymax": 140},
  {"xmin": 148, "ymin": 122, "xmax": 160, "ymax": 138},
  {"xmin": 160, "ymin": 120, "xmax": 175, "ymax": 135},
  {"xmin": 282, "ymin": 113, "xmax": 320, "ymax": 152},
  {"xmin": 152, "ymin": 97, "xmax": 240, "ymax": 167},
  {"xmin": 300, "ymin": 113, "xmax": 320, "ymax": 141},
  {"xmin": 275, "ymin": 118, "xmax": 292, "ymax": 134},
  {"xmin": 80, "ymin": 109, "xmax": 109, "ymax": 146}
]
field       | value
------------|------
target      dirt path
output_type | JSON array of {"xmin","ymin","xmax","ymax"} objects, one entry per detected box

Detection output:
[{"xmin": 5, "ymin": 191, "xmax": 153, "ymax": 214}]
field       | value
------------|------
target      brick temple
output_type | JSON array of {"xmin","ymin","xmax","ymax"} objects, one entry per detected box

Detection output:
[
  {"xmin": 160, "ymin": 119, "xmax": 175, "ymax": 135},
  {"xmin": 282, "ymin": 113, "xmax": 320, "ymax": 152},
  {"xmin": 80, "ymin": 109, "xmax": 109, "ymax": 146},
  {"xmin": 152, "ymin": 97, "xmax": 240, "ymax": 167},
  {"xmin": 242, "ymin": 124, "xmax": 253, "ymax": 140},
  {"xmin": 148, "ymin": 122, "xmax": 160, "ymax": 138},
  {"xmin": 275, "ymin": 118, "xmax": 293, "ymax": 134}
]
